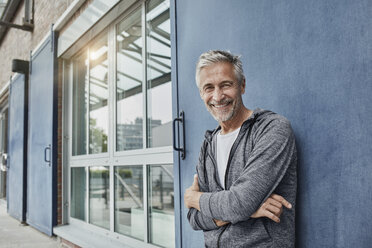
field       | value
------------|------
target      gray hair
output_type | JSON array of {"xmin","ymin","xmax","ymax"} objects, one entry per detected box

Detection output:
[{"xmin": 195, "ymin": 50, "xmax": 245, "ymax": 88}]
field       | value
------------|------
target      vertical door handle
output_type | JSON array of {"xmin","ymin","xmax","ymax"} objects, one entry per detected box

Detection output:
[
  {"xmin": 2, "ymin": 153, "xmax": 8, "ymax": 168},
  {"xmin": 173, "ymin": 111, "xmax": 186, "ymax": 159},
  {"xmin": 44, "ymin": 144, "xmax": 51, "ymax": 166}
]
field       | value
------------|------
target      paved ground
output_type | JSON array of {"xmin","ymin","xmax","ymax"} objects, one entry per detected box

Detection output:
[{"xmin": 0, "ymin": 200, "xmax": 59, "ymax": 248}]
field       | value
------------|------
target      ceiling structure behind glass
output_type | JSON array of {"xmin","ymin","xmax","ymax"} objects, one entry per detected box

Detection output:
[{"xmin": 116, "ymin": 0, "xmax": 171, "ymax": 102}]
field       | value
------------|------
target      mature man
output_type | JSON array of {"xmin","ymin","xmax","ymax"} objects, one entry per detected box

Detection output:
[{"xmin": 184, "ymin": 50, "xmax": 297, "ymax": 247}]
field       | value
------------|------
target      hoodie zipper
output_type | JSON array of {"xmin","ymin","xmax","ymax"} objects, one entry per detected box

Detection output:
[
  {"xmin": 217, "ymin": 115, "xmax": 258, "ymax": 247},
  {"xmin": 224, "ymin": 115, "xmax": 258, "ymax": 189},
  {"xmin": 207, "ymin": 153, "xmax": 224, "ymax": 189},
  {"xmin": 217, "ymin": 225, "xmax": 227, "ymax": 248},
  {"xmin": 205, "ymin": 129, "xmax": 241, "ymax": 248},
  {"xmin": 205, "ymin": 140, "xmax": 226, "ymax": 248},
  {"xmin": 215, "ymin": 128, "xmax": 245, "ymax": 248}
]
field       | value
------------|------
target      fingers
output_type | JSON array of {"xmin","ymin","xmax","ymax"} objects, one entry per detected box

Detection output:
[
  {"xmin": 193, "ymin": 174, "xmax": 198, "ymax": 186},
  {"xmin": 191, "ymin": 174, "xmax": 199, "ymax": 191},
  {"xmin": 214, "ymin": 219, "xmax": 229, "ymax": 227},
  {"xmin": 270, "ymin": 194, "xmax": 292, "ymax": 209},
  {"xmin": 264, "ymin": 203, "xmax": 282, "ymax": 217},
  {"xmin": 257, "ymin": 194, "xmax": 293, "ymax": 223},
  {"xmin": 266, "ymin": 198, "xmax": 282, "ymax": 209},
  {"xmin": 262, "ymin": 209, "xmax": 280, "ymax": 223}
]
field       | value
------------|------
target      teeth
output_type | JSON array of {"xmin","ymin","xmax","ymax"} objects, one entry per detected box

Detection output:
[{"xmin": 213, "ymin": 103, "xmax": 228, "ymax": 108}]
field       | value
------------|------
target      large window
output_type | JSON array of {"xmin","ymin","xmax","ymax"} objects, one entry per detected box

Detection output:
[
  {"xmin": 114, "ymin": 165, "xmax": 144, "ymax": 239},
  {"xmin": 116, "ymin": 0, "xmax": 172, "ymax": 151},
  {"xmin": 72, "ymin": 34, "xmax": 108, "ymax": 156},
  {"xmin": 148, "ymin": 164, "xmax": 174, "ymax": 247},
  {"xmin": 146, "ymin": 0, "xmax": 172, "ymax": 148},
  {"xmin": 67, "ymin": 0, "xmax": 174, "ymax": 247},
  {"xmin": 116, "ymin": 7, "xmax": 144, "ymax": 151}
]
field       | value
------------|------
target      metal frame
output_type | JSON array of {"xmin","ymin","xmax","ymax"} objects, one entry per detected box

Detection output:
[
  {"xmin": 58, "ymin": 0, "xmax": 137, "ymax": 58},
  {"xmin": 61, "ymin": 59, "xmax": 69, "ymax": 224},
  {"xmin": 61, "ymin": 0, "xmax": 174, "ymax": 247},
  {"xmin": 0, "ymin": 106, "xmax": 8, "ymax": 200},
  {"xmin": 169, "ymin": 0, "xmax": 182, "ymax": 246}
]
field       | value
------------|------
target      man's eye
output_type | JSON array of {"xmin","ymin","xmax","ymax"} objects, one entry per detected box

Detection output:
[
  {"xmin": 204, "ymin": 87, "xmax": 213, "ymax": 92},
  {"xmin": 222, "ymin": 83, "xmax": 232, "ymax": 88}
]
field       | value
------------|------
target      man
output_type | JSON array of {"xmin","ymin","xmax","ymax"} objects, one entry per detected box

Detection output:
[{"xmin": 184, "ymin": 50, "xmax": 297, "ymax": 247}]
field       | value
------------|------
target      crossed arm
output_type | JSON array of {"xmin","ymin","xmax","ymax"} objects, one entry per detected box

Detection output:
[
  {"xmin": 185, "ymin": 174, "xmax": 291, "ymax": 228},
  {"xmin": 185, "ymin": 119, "xmax": 296, "ymax": 230}
]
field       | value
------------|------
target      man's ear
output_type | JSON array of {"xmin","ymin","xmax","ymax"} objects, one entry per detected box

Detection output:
[{"xmin": 241, "ymin": 78, "xmax": 246, "ymax": 94}]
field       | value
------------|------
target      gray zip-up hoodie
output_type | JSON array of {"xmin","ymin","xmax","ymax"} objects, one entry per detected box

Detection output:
[{"xmin": 187, "ymin": 108, "xmax": 297, "ymax": 248}]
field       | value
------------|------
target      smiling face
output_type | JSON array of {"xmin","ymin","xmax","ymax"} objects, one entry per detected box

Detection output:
[{"xmin": 198, "ymin": 62, "xmax": 246, "ymax": 123}]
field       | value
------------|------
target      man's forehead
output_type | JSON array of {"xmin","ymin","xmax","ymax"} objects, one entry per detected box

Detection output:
[{"xmin": 199, "ymin": 62, "xmax": 236, "ymax": 82}]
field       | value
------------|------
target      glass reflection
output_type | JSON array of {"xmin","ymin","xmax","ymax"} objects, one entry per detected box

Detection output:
[
  {"xmin": 72, "ymin": 33, "xmax": 108, "ymax": 156},
  {"xmin": 89, "ymin": 166, "xmax": 110, "ymax": 229},
  {"xmin": 115, "ymin": 166, "xmax": 144, "ymax": 240},
  {"xmin": 116, "ymin": 8, "xmax": 143, "ymax": 151},
  {"xmin": 146, "ymin": 0, "xmax": 172, "ymax": 148},
  {"xmin": 89, "ymin": 34, "xmax": 108, "ymax": 154},
  {"xmin": 149, "ymin": 164, "xmax": 174, "ymax": 247},
  {"xmin": 72, "ymin": 51, "xmax": 88, "ymax": 156},
  {"xmin": 71, "ymin": 167, "xmax": 86, "ymax": 221}
]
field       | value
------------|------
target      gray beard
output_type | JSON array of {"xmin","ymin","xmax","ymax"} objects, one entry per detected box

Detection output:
[
  {"xmin": 209, "ymin": 107, "xmax": 235, "ymax": 122},
  {"xmin": 208, "ymin": 98, "xmax": 241, "ymax": 123}
]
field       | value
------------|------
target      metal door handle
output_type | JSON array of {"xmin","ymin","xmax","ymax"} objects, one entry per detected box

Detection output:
[
  {"xmin": 44, "ymin": 144, "xmax": 51, "ymax": 166},
  {"xmin": 2, "ymin": 153, "xmax": 8, "ymax": 168},
  {"xmin": 173, "ymin": 111, "xmax": 186, "ymax": 159}
]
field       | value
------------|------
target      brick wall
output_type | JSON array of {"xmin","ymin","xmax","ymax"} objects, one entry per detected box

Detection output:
[
  {"xmin": 59, "ymin": 238, "xmax": 82, "ymax": 248},
  {"xmin": 1, "ymin": 1, "xmax": 119, "ymax": 246},
  {"xmin": 0, "ymin": 0, "xmax": 74, "ymax": 89},
  {"xmin": 0, "ymin": 0, "xmax": 74, "ymax": 229}
]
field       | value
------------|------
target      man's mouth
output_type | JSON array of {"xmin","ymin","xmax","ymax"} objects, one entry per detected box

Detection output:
[
  {"xmin": 209, "ymin": 100, "xmax": 232, "ymax": 109},
  {"xmin": 213, "ymin": 103, "xmax": 230, "ymax": 108}
]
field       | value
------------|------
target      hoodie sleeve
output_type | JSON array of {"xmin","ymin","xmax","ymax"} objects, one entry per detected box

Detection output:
[
  {"xmin": 187, "ymin": 140, "xmax": 219, "ymax": 231},
  {"xmin": 199, "ymin": 118, "xmax": 297, "ymax": 224}
]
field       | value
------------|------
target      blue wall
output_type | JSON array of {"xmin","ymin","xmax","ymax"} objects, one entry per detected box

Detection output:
[{"xmin": 173, "ymin": 0, "xmax": 372, "ymax": 247}]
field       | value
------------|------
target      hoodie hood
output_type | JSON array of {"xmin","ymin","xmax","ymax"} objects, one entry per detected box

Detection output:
[{"xmin": 204, "ymin": 108, "xmax": 275, "ymax": 142}]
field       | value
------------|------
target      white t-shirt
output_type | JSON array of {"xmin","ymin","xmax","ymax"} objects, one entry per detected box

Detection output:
[{"xmin": 216, "ymin": 127, "xmax": 241, "ymax": 188}]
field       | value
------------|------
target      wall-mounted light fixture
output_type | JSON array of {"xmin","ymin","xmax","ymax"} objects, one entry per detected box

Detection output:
[{"xmin": 12, "ymin": 59, "xmax": 29, "ymax": 74}]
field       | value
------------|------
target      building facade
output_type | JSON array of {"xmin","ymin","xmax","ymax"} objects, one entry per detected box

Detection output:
[{"xmin": 0, "ymin": 0, "xmax": 371, "ymax": 248}]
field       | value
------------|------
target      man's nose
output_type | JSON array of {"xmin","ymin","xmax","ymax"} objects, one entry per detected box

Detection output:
[{"xmin": 212, "ymin": 88, "xmax": 224, "ymax": 102}]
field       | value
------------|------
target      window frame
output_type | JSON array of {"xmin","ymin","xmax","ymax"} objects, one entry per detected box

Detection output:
[{"xmin": 61, "ymin": 0, "xmax": 174, "ymax": 246}]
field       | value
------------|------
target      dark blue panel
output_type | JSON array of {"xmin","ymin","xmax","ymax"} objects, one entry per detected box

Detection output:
[
  {"xmin": 174, "ymin": 0, "xmax": 372, "ymax": 247},
  {"xmin": 7, "ymin": 74, "xmax": 26, "ymax": 221},
  {"xmin": 27, "ymin": 33, "xmax": 57, "ymax": 236}
]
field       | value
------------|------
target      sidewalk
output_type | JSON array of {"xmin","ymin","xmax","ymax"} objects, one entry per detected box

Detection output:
[{"xmin": 0, "ymin": 200, "xmax": 59, "ymax": 248}]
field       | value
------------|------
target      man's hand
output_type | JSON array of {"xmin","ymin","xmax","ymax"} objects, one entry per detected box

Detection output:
[
  {"xmin": 250, "ymin": 194, "xmax": 292, "ymax": 223},
  {"xmin": 213, "ymin": 219, "xmax": 229, "ymax": 227},
  {"xmin": 184, "ymin": 174, "xmax": 202, "ymax": 211},
  {"xmin": 185, "ymin": 175, "xmax": 228, "ymax": 227}
]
